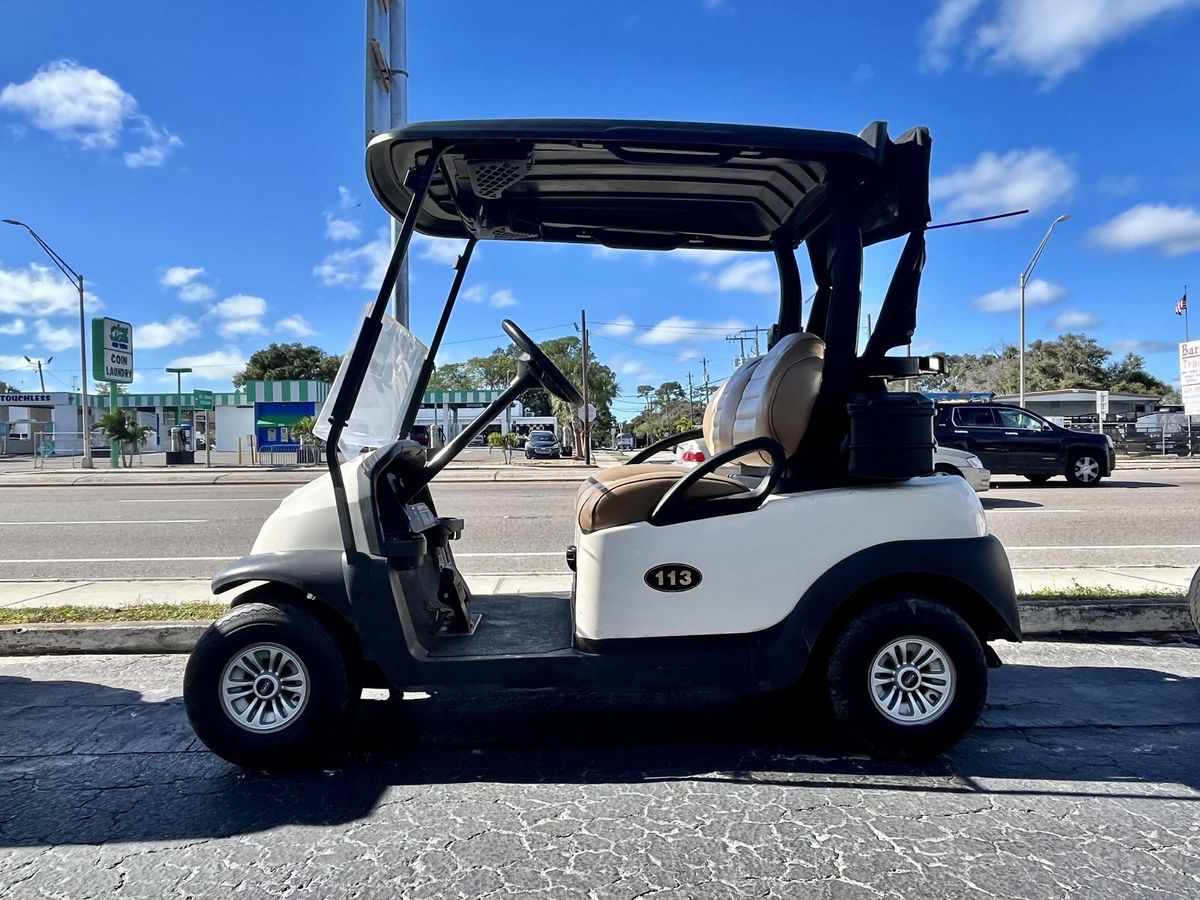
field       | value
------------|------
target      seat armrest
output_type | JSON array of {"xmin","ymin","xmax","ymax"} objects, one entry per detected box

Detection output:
[
  {"xmin": 628, "ymin": 428, "xmax": 704, "ymax": 464},
  {"xmin": 648, "ymin": 436, "xmax": 787, "ymax": 527}
]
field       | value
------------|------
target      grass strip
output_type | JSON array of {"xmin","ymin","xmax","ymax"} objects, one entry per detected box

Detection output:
[
  {"xmin": 0, "ymin": 603, "xmax": 227, "ymax": 625},
  {"xmin": 0, "ymin": 586, "xmax": 1187, "ymax": 626}
]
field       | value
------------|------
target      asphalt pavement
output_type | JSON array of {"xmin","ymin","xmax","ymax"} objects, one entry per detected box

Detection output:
[
  {"xmin": 2, "ymin": 636, "xmax": 1198, "ymax": 898},
  {"xmin": 0, "ymin": 470, "xmax": 1198, "ymax": 581}
]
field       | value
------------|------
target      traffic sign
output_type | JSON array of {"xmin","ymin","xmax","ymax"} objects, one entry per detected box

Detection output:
[
  {"xmin": 91, "ymin": 317, "xmax": 134, "ymax": 384},
  {"xmin": 193, "ymin": 389, "xmax": 214, "ymax": 410}
]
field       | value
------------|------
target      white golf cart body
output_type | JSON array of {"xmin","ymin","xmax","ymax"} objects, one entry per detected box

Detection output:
[{"xmin": 198, "ymin": 119, "xmax": 1020, "ymax": 761}]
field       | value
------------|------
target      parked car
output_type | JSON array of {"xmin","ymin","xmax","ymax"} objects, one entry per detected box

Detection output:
[
  {"xmin": 467, "ymin": 433, "xmax": 487, "ymax": 447},
  {"xmin": 616, "ymin": 433, "xmax": 635, "ymax": 451},
  {"xmin": 932, "ymin": 445, "xmax": 990, "ymax": 493},
  {"xmin": 407, "ymin": 424, "xmax": 445, "ymax": 450},
  {"xmin": 934, "ymin": 402, "xmax": 1115, "ymax": 486},
  {"xmin": 524, "ymin": 430, "xmax": 563, "ymax": 459}
]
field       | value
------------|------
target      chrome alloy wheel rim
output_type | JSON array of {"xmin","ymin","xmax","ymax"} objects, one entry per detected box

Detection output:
[
  {"xmin": 1074, "ymin": 456, "xmax": 1099, "ymax": 482},
  {"xmin": 219, "ymin": 643, "xmax": 310, "ymax": 733},
  {"xmin": 868, "ymin": 636, "xmax": 955, "ymax": 725}
]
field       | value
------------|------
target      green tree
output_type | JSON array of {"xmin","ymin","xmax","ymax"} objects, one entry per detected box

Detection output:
[
  {"xmin": 487, "ymin": 430, "xmax": 519, "ymax": 463},
  {"xmin": 426, "ymin": 362, "xmax": 475, "ymax": 392},
  {"xmin": 0, "ymin": 379, "xmax": 18, "ymax": 393},
  {"xmin": 94, "ymin": 383, "xmax": 129, "ymax": 396},
  {"xmin": 92, "ymin": 410, "xmax": 152, "ymax": 468},
  {"xmin": 233, "ymin": 343, "xmax": 341, "ymax": 387},
  {"xmin": 537, "ymin": 336, "xmax": 619, "ymax": 458}
]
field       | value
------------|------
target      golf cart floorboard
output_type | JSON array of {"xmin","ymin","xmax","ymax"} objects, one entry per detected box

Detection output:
[{"xmin": 429, "ymin": 592, "xmax": 573, "ymax": 657}]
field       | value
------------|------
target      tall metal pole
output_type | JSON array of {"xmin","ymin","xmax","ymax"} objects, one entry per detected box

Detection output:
[
  {"xmin": 1018, "ymin": 214, "xmax": 1071, "ymax": 408},
  {"xmin": 389, "ymin": 1, "xmax": 409, "ymax": 325},
  {"xmin": 581, "ymin": 308, "xmax": 591, "ymax": 466}
]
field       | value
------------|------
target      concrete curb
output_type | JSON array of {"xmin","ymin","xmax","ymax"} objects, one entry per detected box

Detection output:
[
  {"xmin": 0, "ymin": 468, "xmax": 600, "ymax": 488},
  {"xmin": 0, "ymin": 598, "xmax": 1191, "ymax": 656}
]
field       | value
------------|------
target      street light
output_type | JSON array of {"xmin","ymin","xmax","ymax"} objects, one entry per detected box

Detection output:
[
  {"xmin": 166, "ymin": 367, "xmax": 192, "ymax": 445},
  {"xmin": 1019, "ymin": 213, "xmax": 1071, "ymax": 407},
  {"xmin": 3, "ymin": 219, "xmax": 93, "ymax": 467},
  {"xmin": 23, "ymin": 355, "xmax": 52, "ymax": 393}
]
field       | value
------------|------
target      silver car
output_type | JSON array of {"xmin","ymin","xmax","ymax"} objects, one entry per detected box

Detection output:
[{"xmin": 933, "ymin": 445, "xmax": 990, "ymax": 492}]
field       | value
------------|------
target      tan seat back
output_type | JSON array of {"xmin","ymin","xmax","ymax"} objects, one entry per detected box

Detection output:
[{"xmin": 702, "ymin": 332, "xmax": 825, "ymax": 466}]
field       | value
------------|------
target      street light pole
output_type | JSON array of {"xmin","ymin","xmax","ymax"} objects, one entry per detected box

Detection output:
[
  {"xmin": 166, "ymin": 367, "xmax": 192, "ymax": 454},
  {"xmin": 1018, "ymin": 214, "xmax": 1071, "ymax": 407},
  {"xmin": 4, "ymin": 219, "xmax": 93, "ymax": 467}
]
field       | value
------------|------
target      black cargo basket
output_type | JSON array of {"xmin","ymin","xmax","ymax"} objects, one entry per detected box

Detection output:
[{"xmin": 847, "ymin": 392, "xmax": 935, "ymax": 480}]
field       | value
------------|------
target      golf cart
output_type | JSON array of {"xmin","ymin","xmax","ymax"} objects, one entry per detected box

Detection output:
[{"xmin": 183, "ymin": 119, "xmax": 1021, "ymax": 768}]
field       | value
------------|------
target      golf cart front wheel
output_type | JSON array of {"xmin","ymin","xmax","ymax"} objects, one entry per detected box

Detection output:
[
  {"xmin": 183, "ymin": 602, "xmax": 359, "ymax": 769},
  {"xmin": 828, "ymin": 597, "xmax": 987, "ymax": 760}
]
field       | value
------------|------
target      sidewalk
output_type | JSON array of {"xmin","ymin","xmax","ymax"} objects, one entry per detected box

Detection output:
[{"xmin": 1, "ymin": 565, "xmax": 1194, "ymax": 610}]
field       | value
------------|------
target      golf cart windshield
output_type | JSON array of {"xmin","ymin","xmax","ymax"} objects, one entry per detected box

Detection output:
[{"xmin": 315, "ymin": 305, "xmax": 428, "ymax": 455}]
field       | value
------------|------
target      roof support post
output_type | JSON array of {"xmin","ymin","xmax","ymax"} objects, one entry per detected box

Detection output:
[
  {"xmin": 773, "ymin": 235, "xmax": 802, "ymax": 345},
  {"xmin": 324, "ymin": 146, "xmax": 443, "ymax": 554}
]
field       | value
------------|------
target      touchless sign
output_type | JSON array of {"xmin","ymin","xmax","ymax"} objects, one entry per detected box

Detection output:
[{"xmin": 92, "ymin": 317, "xmax": 135, "ymax": 384}]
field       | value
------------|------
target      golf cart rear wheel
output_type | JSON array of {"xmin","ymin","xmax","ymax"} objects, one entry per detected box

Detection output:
[
  {"xmin": 828, "ymin": 597, "xmax": 986, "ymax": 760},
  {"xmin": 1066, "ymin": 452, "xmax": 1103, "ymax": 486},
  {"xmin": 184, "ymin": 602, "xmax": 359, "ymax": 769}
]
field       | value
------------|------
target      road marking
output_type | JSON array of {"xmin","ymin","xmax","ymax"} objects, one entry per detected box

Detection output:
[
  {"xmin": 116, "ymin": 498, "xmax": 281, "ymax": 503},
  {"xmin": 0, "ymin": 519, "xmax": 207, "ymax": 526},
  {"xmin": 1008, "ymin": 544, "xmax": 1200, "ymax": 551},
  {"xmin": 986, "ymin": 508, "xmax": 1085, "ymax": 513},
  {"xmin": 0, "ymin": 556, "xmax": 236, "ymax": 564}
]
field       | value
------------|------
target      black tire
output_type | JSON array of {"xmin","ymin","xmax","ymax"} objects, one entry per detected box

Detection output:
[
  {"xmin": 1024, "ymin": 474, "xmax": 1052, "ymax": 484},
  {"xmin": 828, "ymin": 597, "xmax": 987, "ymax": 760},
  {"xmin": 184, "ymin": 602, "xmax": 359, "ymax": 770},
  {"xmin": 1188, "ymin": 568, "xmax": 1200, "ymax": 636},
  {"xmin": 1065, "ymin": 451, "xmax": 1103, "ymax": 486}
]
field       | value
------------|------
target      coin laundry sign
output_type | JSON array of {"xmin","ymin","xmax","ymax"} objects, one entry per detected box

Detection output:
[{"xmin": 91, "ymin": 317, "xmax": 135, "ymax": 384}]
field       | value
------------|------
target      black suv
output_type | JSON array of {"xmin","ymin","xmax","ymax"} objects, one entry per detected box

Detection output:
[{"xmin": 934, "ymin": 403, "xmax": 1116, "ymax": 486}]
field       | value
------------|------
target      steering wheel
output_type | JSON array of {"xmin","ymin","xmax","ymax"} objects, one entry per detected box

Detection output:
[{"xmin": 502, "ymin": 319, "xmax": 586, "ymax": 406}]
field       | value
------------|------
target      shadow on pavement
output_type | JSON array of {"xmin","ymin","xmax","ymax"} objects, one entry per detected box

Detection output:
[
  {"xmin": 981, "ymin": 498, "xmax": 1042, "ymax": 509},
  {"xmin": 1, "ymin": 657, "xmax": 1198, "ymax": 848}
]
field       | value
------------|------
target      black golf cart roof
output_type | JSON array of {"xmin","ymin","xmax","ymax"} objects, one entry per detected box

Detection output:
[{"xmin": 366, "ymin": 119, "xmax": 931, "ymax": 252}]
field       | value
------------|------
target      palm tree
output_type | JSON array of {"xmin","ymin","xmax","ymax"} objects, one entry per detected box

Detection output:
[{"xmin": 93, "ymin": 410, "xmax": 153, "ymax": 467}]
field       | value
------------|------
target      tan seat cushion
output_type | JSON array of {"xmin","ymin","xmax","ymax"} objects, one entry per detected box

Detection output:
[{"xmin": 576, "ymin": 464, "xmax": 748, "ymax": 533}]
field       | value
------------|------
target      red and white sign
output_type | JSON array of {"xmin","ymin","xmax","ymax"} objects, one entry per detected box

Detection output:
[{"xmin": 1181, "ymin": 340, "xmax": 1200, "ymax": 415}]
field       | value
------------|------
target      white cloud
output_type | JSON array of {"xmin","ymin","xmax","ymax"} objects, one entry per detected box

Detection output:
[
  {"xmin": 921, "ymin": 0, "xmax": 1200, "ymax": 85},
  {"xmin": 1090, "ymin": 204, "xmax": 1200, "ymax": 257},
  {"xmin": 0, "ymin": 262, "xmax": 94, "ymax": 316},
  {"xmin": 616, "ymin": 358, "xmax": 657, "ymax": 383},
  {"xmin": 921, "ymin": 0, "xmax": 982, "ymax": 72},
  {"xmin": 162, "ymin": 266, "xmax": 215, "ymax": 302},
  {"xmin": 211, "ymin": 294, "xmax": 267, "ymax": 340},
  {"xmin": 931, "ymin": 148, "xmax": 1075, "ymax": 219},
  {"xmin": 33, "ymin": 318, "xmax": 76, "ymax": 351},
  {"xmin": 122, "ymin": 116, "xmax": 183, "ymax": 168},
  {"xmin": 413, "ymin": 233, "xmax": 468, "ymax": 265},
  {"xmin": 490, "ymin": 288, "xmax": 517, "ymax": 309},
  {"xmin": 1111, "ymin": 338, "xmax": 1178, "ymax": 355},
  {"xmin": 461, "ymin": 283, "xmax": 516, "ymax": 308},
  {"xmin": 0, "ymin": 59, "xmax": 182, "ymax": 164},
  {"xmin": 337, "ymin": 186, "xmax": 358, "ymax": 210},
  {"xmin": 704, "ymin": 258, "xmax": 777, "ymax": 294},
  {"xmin": 0, "ymin": 354, "xmax": 34, "ymax": 373},
  {"xmin": 974, "ymin": 278, "xmax": 1065, "ymax": 312},
  {"xmin": 676, "ymin": 348, "xmax": 701, "ymax": 363},
  {"xmin": 0, "ymin": 318, "xmax": 26, "ymax": 335},
  {"xmin": 137, "ymin": 316, "xmax": 199, "ymax": 349},
  {"xmin": 598, "ymin": 315, "xmax": 636, "ymax": 337},
  {"xmin": 314, "ymin": 228, "xmax": 389, "ymax": 289},
  {"xmin": 975, "ymin": 0, "xmax": 1199, "ymax": 84},
  {"xmin": 1049, "ymin": 309, "xmax": 1100, "ymax": 330},
  {"xmin": 277, "ymin": 314, "xmax": 316, "ymax": 337},
  {"xmin": 324, "ymin": 215, "xmax": 362, "ymax": 242},
  {"xmin": 637, "ymin": 316, "xmax": 745, "ymax": 346},
  {"xmin": 164, "ymin": 349, "xmax": 246, "ymax": 383},
  {"xmin": 669, "ymin": 248, "xmax": 733, "ymax": 266},
  {"xmin": 0, "ymin": 60, "xmax": 133, "ymax": 148},
  {"xmin": 179, "ymin": 282, "xmax": 215, "ymax": 303},
  {"xmin": 212, "ymin": 294, "xmax": 267, "ymax": 319},
  {"xmin": 161, "ymin": 266, "xmax": 203, "ymax": 287},
  {"xmin": 1097, "ymin": 174, "xmax": 1139, "ymax": 197}
]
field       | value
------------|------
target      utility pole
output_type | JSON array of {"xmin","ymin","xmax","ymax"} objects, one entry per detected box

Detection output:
[
  {"xmin": 23, "ymin": 356, "xmax": 50, "ymax": 392},
  {"xmin": 686, "ymin": 372, "xmax": 695, "ymax": 424},
  {"xmin": 726, "ymin": 331, "xmax": 748, "ymax": 367},
  {"xmin": 580, "ymin": 308, "xmax": 591, "ymax": 466},
  {"xmin": 366, "ymin": 0, "xmax": 410, "ymax": 324}
]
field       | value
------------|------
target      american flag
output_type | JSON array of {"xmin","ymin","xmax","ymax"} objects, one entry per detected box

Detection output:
[{"xmin": 1176, "ymin": 292, "xmax": 1188, "ymax": 316}]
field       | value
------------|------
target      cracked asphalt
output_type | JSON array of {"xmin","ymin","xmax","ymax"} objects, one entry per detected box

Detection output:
[{"xmin": 2, "ymin": 637, "xmax": 1199, "ymax": 898}]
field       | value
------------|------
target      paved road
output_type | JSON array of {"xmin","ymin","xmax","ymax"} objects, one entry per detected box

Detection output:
[
  {"xmin": 0, "ymin": 470, "xmax": 1197, "ymax": 580},
  {"xmin": 1, "ymin": 637, "xmax": 1198, "ymax": 898}
]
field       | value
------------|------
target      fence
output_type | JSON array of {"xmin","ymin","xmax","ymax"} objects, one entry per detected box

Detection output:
[
  {"xmin": 27, "ymin": 430, "xmax": 141, "ymax": 469},
  {"xmin": 1061, "ymin": 420, "xmax": 1198, "ymax": 457},
  {"xmin": 257, "ymin": 443, "xmax": 323, "ymax": 467}
]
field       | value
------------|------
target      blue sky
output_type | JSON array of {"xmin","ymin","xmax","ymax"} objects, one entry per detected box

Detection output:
[{"xmin": 2, "ymin": 0, "xmax": 1200, "ymax": 419}]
